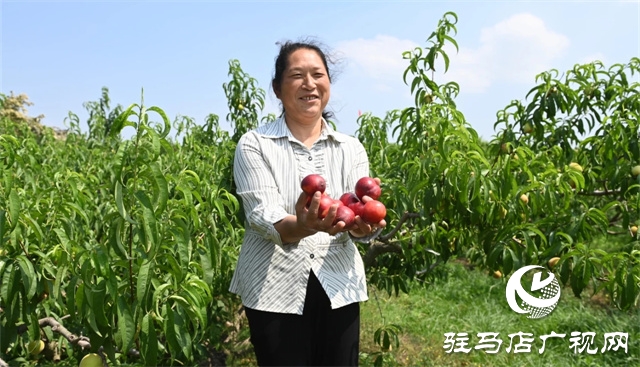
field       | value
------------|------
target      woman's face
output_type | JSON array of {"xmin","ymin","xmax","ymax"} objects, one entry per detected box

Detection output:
[{"xmin": 275, "ymin": 48, "xmax": 331, "ymax": 125}]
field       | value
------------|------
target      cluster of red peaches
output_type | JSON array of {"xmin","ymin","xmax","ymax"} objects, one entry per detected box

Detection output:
[{"xmin": 300, "ymin": 174, "xmax": 386, "ymax": 227}]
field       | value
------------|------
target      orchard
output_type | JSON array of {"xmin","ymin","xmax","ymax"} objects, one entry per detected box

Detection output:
[{"xmin": 2, "ymin": 11, "xmax": 640, "ymax": 366}]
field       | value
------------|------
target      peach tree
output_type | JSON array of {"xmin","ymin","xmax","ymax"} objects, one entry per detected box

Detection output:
[
  {"xmin": 0, "ymin": 59, "xmax": 263, "ymax": 365},
  {"xmin": 357, "ymin": 11, "xmax": 640, "ymax": 314}
]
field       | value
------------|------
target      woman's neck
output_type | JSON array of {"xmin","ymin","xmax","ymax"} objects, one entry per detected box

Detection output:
[{"xmin": 285, "ymin": 116, "xmax": 323, "ymax": 149}]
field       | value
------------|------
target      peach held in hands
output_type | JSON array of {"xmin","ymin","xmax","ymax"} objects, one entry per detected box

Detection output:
[
  {"xmin": 355, "ymin": 177, "xmax": 381, "ymax": 200},
  {"xmin": 361, "ymin": 200, "xmax": 387, "ymax": 225},
  {"xmin": 339, "ymin": 192, "xmax": 360, "ymax": 206},
  {"xmin": 317, "ymin": 194, "xmax": 335, "ymax": 219},
  {"xmin": 301, "ymin": 174, "xmax": 326, "ymax": 196},
  {"xmin": 334, "ymin": 205, "xmax": 356, "ymax": 227}
]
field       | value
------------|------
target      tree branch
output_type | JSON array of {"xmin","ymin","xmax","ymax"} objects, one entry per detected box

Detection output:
[
  {"xmin": 511, "ymin": 236, "xmax": 526, "ymax": 248},
  {"xmin": 609, "ymin": 211, "xmax": 622, "ymax": 225},
  {"xmin": 415, "ymin": 258, "xmax": 443, "ymax": 277},
  {"xmin": 42, "ymin": 317, "xmax": 92, "ymax": 349},
  {"xmin": 363, "ymin": 240, "xmax": 403, "ymax": 268},
  {"xmin": 17, "ymin": 316, "xmax": 91, "ymax": 349},
  {"xmin": 379, "ymin": 212, "xmax": 420, "ymax": 242},
  {"xmin": 363, "ymin": 211, "xmax": 423, "ymax": 268}
]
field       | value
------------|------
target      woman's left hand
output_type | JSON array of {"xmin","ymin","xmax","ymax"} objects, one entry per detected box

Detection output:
[
  {"xmin": 345, "ymin": 176, "xmax": 386, "ymax": 237},
  {"xmin": 345, "ymin": 194, "xmax": 387, "ymax": 237}
]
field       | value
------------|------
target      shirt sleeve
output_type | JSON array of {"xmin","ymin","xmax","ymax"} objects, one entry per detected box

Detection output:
[
  {"xmin": 346, "ymin": 139, "xmax": 371, "ymax": 192},
  {"xmin": 233, "ymin": 132, "xmax": 289, "ymax": 246}
]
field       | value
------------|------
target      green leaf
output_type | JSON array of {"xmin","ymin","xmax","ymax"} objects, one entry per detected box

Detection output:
[
  {"xmin": 149, "ymin": 162, "xmax": 168, "ymax": 215},
  {"xmin": 92, "ymin": 278, "xmax": 110, "ymax": 329},
  {"xmin": 64, "ymin": 202, "xmax": 91, "ymax": 226},
  {"xmin": 137, "ymin": 260, "xmax": 152, "ymax": 307},
  {"xmin": 153, "ymin": 283, "xmax": 172, "ymax": 317},
  {"xmin": 164, "ymin": 305, "xmax": 180, "ymax": 357},
  {"xmin": 53, "ymin": 265, "xmax": 67, "ymax": 300},
  {"xmin": 16, "ymin": 255, "xmax": 37, "ymax": 300},
  {"xmin": 147, "ymin": 106, "xmax": 171, "ymax": 139},
  {"xmin": 623, "ymin": 269, "xmax": 637, "ymax": 309},
  {"xmin": 110, "ymin": 217, "xmax": 130, "ymax": 260},
  {"xmin": 141, "ymin": 313, "xmax": 158, "ymax": 366},
  {"xmin": 23, "ymin": 214, "xmax": 44, "ymax": 244},
  {"xmin": 503, "ymin": 247, "xmax": 514, "ymax": 275},
  {"xmin": 199, "ymin": 249, "xmax": 213, "ymax": 285},
  {"xmin": 134, "ymin": 190, "xmax": 158, "ymax": 253},
  {"xmin": 1, "ymin": 264, "xmax": 16, "ymax": 305},
  {"xmin": 117, "ymin": 297, "xmax": 135, "ymax": 353},
  {"xmin": 27, "ymin": 312, "xmax": 40, "ymax": 342},
  {"xmin": 110, "ymin": 103, "xmax": 139, "ymax": 138},
  {"xmin": 115, "ymin": 181, "xmax": 135, "ymax": 224},
  {"xmin": 0, "ymin": 210, "xmax": 6, "ymax": 245},
  {"xmin": 66, "ymin": 276, "xmax": 79, "ymax": 318},
  {"xmin": 53, "ymin": 228, "xmax": 72, "ymax": 252},
  {"xmin": 8, "ymin": 189, "xmax": 20, "ymax": 230},
  {"xmin": 165, "ymin": 305, "xmax": 193, "ymax": 360},
  {"xmin": 439, "ymin": 49, "xmax": 450, "ymax": 73}
]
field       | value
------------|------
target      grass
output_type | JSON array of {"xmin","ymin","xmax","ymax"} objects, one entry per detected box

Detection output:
[{"xmin": 358, "ymin": 259, "xmax": 640, "ymax": 367}]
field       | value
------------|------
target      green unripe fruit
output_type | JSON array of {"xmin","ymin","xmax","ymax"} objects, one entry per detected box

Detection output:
[
  {"xmin": 79, "ymin": 353, "xmax": 103, "ymax": 367},
  {"xmin": 27, "ymin": 340, "xmax": 44, "ymax": 356}
]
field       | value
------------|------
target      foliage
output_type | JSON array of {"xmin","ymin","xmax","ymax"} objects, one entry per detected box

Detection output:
[
  {"xmin": 0, "ymin": 60, "xmax": 263, "ymax": 366},
  {"xmin": 356, "ymin": 11, "xmax": 640, "ymax": 316}
]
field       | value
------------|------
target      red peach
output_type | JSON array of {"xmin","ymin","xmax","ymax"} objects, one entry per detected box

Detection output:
[
  {"xmin": 361, "ymin": 200, "xmax": 386, "ymax": 224},
  {"xmin": 355, "ymin": 177, "xmax": 381, "ymax": 200},
  {"xmin": 301, "ymin": 174, "xmax": 326, "ymax": 196}
]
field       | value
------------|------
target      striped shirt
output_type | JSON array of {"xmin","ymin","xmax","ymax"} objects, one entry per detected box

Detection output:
[{"xmin": 229, "ymin": 116, "xmax": 370, "ymax": 315}]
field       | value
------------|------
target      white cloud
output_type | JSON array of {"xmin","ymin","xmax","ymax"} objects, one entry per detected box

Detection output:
[
  {"xmin": 580, "ymin": 52, "xmax": 607, "ymax": 65},
  {"xmin": 443, "ymin": 13, "xmax": 570, "ymax": 93},
  {"xmin": 336, "ymin": 35, "xmax": 419, "ymax": 83},
  {"xmin": 335, "ymin": 14, "xmax": 570, "ymax": 96}
]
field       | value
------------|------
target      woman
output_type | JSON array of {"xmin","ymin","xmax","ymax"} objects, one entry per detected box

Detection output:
[{"xmin": 230, "ymin": 39, "xmax": 386, "ymax": 366}]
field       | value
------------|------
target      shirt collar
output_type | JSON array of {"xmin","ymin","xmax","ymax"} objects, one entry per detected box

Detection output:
[{"xmin": 259, "ymin": 116, "xmax": 347, "ymax": 143}]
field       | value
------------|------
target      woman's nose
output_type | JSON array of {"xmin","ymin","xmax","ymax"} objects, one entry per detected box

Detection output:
[{"xmin": 302, "ymin": 74, "xmax": 315, "ymax": 89}]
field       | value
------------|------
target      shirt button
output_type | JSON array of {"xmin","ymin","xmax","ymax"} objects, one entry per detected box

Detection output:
[
  {"xmin": 310, "ymin": 254, "xmax": 315, "ymax": 259},
  {"xmin": 308, "ymin": 156, "xmax": 313, "ymax": 161}
]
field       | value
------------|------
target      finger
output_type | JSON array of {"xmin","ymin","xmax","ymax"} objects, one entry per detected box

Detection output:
[
  {"xmin": 306, "ymin": 192, "xmax": 322, "ymax": 219},
  {"xmin": 321, "ymin": 203, "xmax": 340, "ymax": 226},
  {"xmin": 374, "ymin": 177, "xmax": 382, "ymax": 185},
  {"xmin": 330, "ymin": 221, "xmax": 347, "ymax": 235},
  {"xmin": 296, "ymin": 191, "xmax": 309, "ymax": 210},
  {"xmin": 344, "ymin": 221, "xmax": 359, "ymax": 232},
  {"xmin": 353, "ymin": 216, "xmax": 373, "ymax": 233}
]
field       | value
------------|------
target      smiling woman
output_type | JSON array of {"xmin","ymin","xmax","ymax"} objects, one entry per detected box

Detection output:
[{"xmin": 229, "ymin": 39, "xmax": 386, "ymax": 366}]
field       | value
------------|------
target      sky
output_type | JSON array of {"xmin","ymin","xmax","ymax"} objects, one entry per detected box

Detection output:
[{"xmin": 2, "ymin": 0, "xmax": 639, "ymax": 142}]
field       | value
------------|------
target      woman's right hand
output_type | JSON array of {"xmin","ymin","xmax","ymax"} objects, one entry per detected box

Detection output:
[{"xmin": 295, "ymin": 192, "xmax": 346, "ymax": 236}]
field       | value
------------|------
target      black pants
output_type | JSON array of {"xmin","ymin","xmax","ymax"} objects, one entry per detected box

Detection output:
[{"xmin": 244, "ymin": 271, "xmax": 360, "ymax": 366}]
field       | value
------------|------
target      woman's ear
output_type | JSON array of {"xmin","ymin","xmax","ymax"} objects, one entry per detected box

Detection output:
[{"xmin": 272, "ymin": 81, "xmax": 280, "ymax": 99}]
